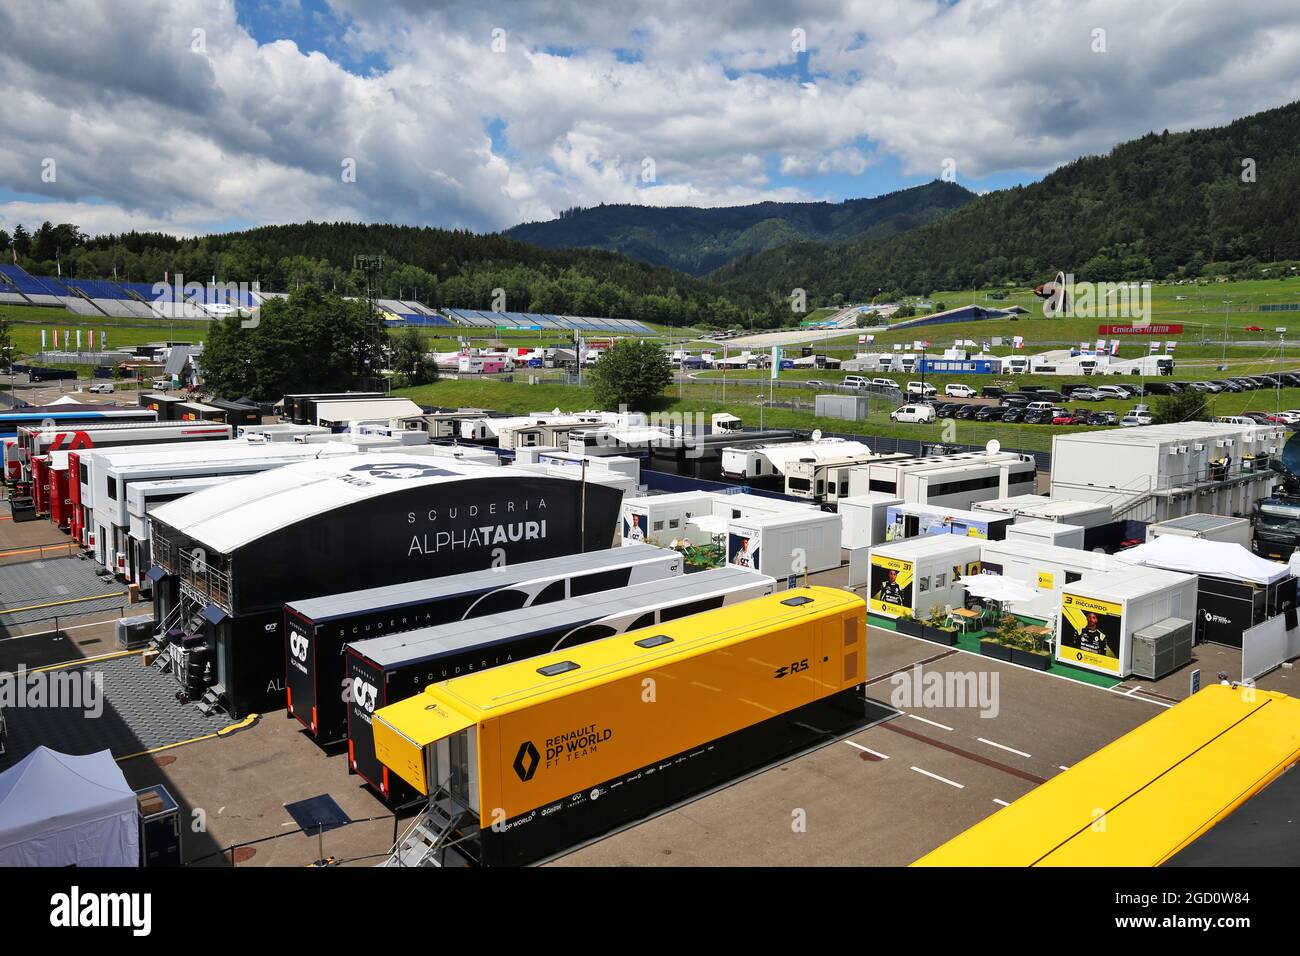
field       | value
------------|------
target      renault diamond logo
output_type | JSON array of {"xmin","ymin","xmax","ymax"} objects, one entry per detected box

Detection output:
[{"xmin": 513, "ymin": 740, "xmax": 540, "ymax": 782}]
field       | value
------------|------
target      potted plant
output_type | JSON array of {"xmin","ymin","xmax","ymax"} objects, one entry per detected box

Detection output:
[
  {"xmin": 919, "ymin": 605, "xmax": 960, "ymax": 646},
  {"xmin": 1008, "ymin": 627, "xmax": 1052, "ymax": 671},
  {"xmin": 979, "ymin": 612, "xmax": 1017, "ymax": 661},
  {"xmin": 894, "ymin": 608, "xmax": 924, "ymax": 637}
]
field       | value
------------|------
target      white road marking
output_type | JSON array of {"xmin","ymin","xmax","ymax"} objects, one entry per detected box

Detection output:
[
  {"xmin": 1058, "ymin": 765, "xmax": 1071, "ymax": 771},
  {"xmin": 977, "ymin": 737, "xmax": 1032, "ymax": 759},
  {"xmin": 843, "ymin": 740, "xmax": 890, "ymax": 759},
  {"xmin": 993, "ymin": 798, "xmax": 1011, "ymax": 807},
  {"xmin": 911, "ymin": 766, "xmax": 965, "ymax": 789},
  {"xmin": 905, "ymin": 713, "xmax": 954, "ymax": 732}
]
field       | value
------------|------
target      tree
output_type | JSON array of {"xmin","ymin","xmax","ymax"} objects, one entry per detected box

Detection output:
[
  {"xmin": 0, "ymin": 311, "xmax": 12, "ymax": 373},
  {"xmin": 1152, "ymin": 388, "xmax": 1211, "ymax": 424},
  {"xmin": 201, "ymin": 284, "xmax": 377, "ymax": 400},
  {"xmin": 586, "ymin": 339, "xmax": 671, "ymax": 411},
  {"xmin": 391, "ymin": 327, "xmax": 437, "ymax": 386}
]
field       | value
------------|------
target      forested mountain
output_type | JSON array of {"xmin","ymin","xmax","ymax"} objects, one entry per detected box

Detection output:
[
  {"xmin": 1, "ymin": 222, "xmax": 769, "ymax": 329},
  {"xmin": 711, "ymin": 101, "xmax": 1300, "ymax": 299},
  {"xmin": 503, "ymin": 180, "xmax": 975, "ymax": 275}
]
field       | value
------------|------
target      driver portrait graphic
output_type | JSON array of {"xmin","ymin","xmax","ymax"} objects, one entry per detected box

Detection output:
[
  {"xmin": 868, "ymin": 556, "xmax": 913, "ymax": 616},
  {"xmin": 1059, "ymin": 593, "xmax": 1121, "ymax": 673}
]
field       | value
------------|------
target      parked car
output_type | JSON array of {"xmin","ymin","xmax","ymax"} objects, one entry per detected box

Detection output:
[
  {"xmin": 1245, "ymin": 325, "xmax": 1266, "ymax": 332},
  {"xmin": 1001, "ymin": 407, "xmax": 1026, "ymax": 423},
  {"xmin": 906, "ymin": 381, "xmax": 938, "ymax": 397},
  {"xmin": 841, "ymin": 375, "xmax": 870, "ymax": 389},
  {"xmin": 1025, "ymin": 401, "xmax": 1056, "ymax": 413},
  {"xmin": 152, "ymin": 378, "xmax": 171, "ymax": 390},
  {"xmin": 871, "ymin": 377, "xmax": 899, "ymax": 390},
  {"xmin": 944, "ymin": 383, "xmax": 977, "ymax": 398},
  {"xmin": 1212, "ymin": 380, "xmax": 1243, "ymax": 392},
  {"xmin": 955, "ymin": 404, "xmax": 980, "ymax": 420},
  {"xmin": 1000, "ymin": 395, "xmax": 1030, "ymax": 408},
  {"xmin": 1229, "ymin": 378, "xmax": 1260, "ymax": 390},
  {"xmin": 936, "ymin": 403, "xmax": 961, "ymax": 418},
  {"xmin": 1051, "ymin": 411, "xmax": 1082, "ymax": 425},
  {"xmin": 891, "ymin": 403, "xmax": 936, "ymax": 424},
  {"xmin": 975, "ymin": 406, "xmax": 1006, "ymax": 422},
  {"xmin": 1096, "ymin": 385, "xmax": 1132, "ymax": 399},
  {"xmin": 981, "ymin": 385, "xmax": 1007, "ymax": 399},
  {"xmin": 1120, "ymin": 411, "xmax": 1154, "ymax": 426},
  {"xmin": 1088, "ymin": 411, "xmax": 1120, "ymax": 426},
  {"xmin": 87, "ymin": 382, "xmax": 115, "ymax": 394},
  {"xmin": 1239, "ymin": 412, "xmax": 1275, "ymax": 424},
  {"xmin": 1070, "ymin": 387, "xmax": 1104, "ymax": 401},
  {"xmin": 1022, "ymin": 409, "xmax": 1054, "ymax": 424},
  {"xmin": 1277, "ymin": 409, "xmax": 1300, "ymax": 425},
  {"xmin": 1032, "ymin": 390, "xmax": 1064, "ymax": 403}
]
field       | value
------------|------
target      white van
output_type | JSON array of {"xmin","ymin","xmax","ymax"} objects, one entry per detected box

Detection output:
[
  {"xmin": 891, "ymin": 404, "xmax": 936, "ymax": 424},
  {"xmin": 907, "ymin": 381, "xmax": 937, "ymax": 397},
  {"xmin": 871, "ymin": 378, "xmax": 899, "ymax": 391},
  {"xmin": 1026, "ymin": 401, "xmax": 1056, "ymax": 412},
  {"xmin": 1096, "ymin": 385, "xmax": 1132, "ymax": 400},
  {"xmin": 944, "ymin": 383, "xmax": 976, "ymax": 398},
  {"xmin": 841, "ymin": 376, "xmax": 869, "ymax": 389},
  {"xmin": 1213, "ymin": 415, "xmax": 1260, "ymax": 428}
]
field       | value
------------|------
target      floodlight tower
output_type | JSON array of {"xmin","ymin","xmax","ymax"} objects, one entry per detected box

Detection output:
[{"xmin": 354, "ymin": 254, "xmax": 385, "ymax": 391}]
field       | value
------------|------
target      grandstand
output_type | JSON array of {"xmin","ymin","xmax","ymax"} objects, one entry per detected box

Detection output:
[{"xmin": 0, "ymin": 265, "xmax": 659, "ymax": 335}]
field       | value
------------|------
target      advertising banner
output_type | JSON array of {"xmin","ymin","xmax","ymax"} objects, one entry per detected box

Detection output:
[
  {"xmin": 869, "ymin": 554, "xmax": 914, "ymax": 617},
  {"xmin": 1099, "ymin": 324, "xmax": 1183, "ymax": 335},
  {"xmin": 1058, "ymin": 592, "xmax": 1123, "ymax": 673},
  {"xmin": 623, "ymin": 511, "xmax": 647, "ymax": 544}
]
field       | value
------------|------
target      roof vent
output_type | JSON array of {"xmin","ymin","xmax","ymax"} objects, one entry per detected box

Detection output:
[{"xmin": 536, "ymin": 661, "xmax": 579, "ymax": 677}]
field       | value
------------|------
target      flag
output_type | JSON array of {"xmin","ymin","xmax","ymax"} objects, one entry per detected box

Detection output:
[
  {"xmin": 1149, "ymin": 341, "xmax": 1159, "ymax": 354},
  {"xmin": 1080, "ymin": 341, "xmax": 1090, "ymax": 353},
  {"xmin": 1109, "ymin": 339, "xmax": 1119, "ymax": 355},
  {"xmin": 1165, "ymin": 341, "xmax": 1176, "ymax": 353},
  {"xmin": 770, "ymin": 346, "xmax": 782, "ymax": 380},
  {"xmin": 1095, "ymin": 338, "xmax": 1105, "ymax": 353},
  {"xmin": 40, "ymin": 329, "xmax": 46, "ymax": 350}
]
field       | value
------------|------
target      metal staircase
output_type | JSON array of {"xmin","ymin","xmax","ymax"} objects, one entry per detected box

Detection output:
[{"xmin": 383, "ymin": 791, "xmax": 479, "ymax": 868}]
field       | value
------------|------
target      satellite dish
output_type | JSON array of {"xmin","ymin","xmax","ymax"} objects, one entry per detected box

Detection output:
[
  {"xmin": 673, "ymin": 424, "xmax": 684, "ymax": 438},
  {"xmin": 986, "ymin": 439, "xmax": 1001, "ymax": 455},
  {"xmin": 812, "ymin": 429, "xmax": 823, "ymax": 441}
]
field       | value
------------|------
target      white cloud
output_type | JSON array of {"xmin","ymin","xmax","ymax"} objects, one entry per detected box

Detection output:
[{"xmin": 0, "ymin": 0, "xmax": 1298, "ymax": 237}]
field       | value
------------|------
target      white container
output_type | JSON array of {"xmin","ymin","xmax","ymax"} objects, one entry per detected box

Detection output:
[
  {"xmin": 865, "ymin": 535, "xmax": 984, "ymax": 620},
  {"xmin": 1055, "ymin": 566, "xmax": 1197, "ymax": 677},
  {"xmin": 727, "ymin": 510, "xmax": 842, "ymax": 579},
  {"xmin": 536, "ymin": 450, "xmax": 640, "ymax": 484},
  {"xmin": 882, "ymin": 502, "xmax": 1014, "ymax": 542},
  {"xmin": 838, "ymin": 493, "xmax": 904, "ymax": 550},
  {"xmin": 709, "ymin": 492, "xmax": 814, "ymax": 522},
  {"xmin": 972, "ymin": 494, "xmax": 1113, "ymax": 529},
  {"xmin": 1004, "ymin": 519, "xmax": 1086, "ymax": 549},
  {"xmin": 1146, "ymin": 513, "xmax": 1250, "ymax": 548},
  {"xmin": 620, "ymin": 492, "xmax": 715, "ymax": 547}
]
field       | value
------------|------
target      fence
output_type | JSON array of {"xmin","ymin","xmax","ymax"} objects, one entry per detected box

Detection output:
[{"xmin": 0, "ymin": 541, "xmax": 78, "ymax": 565}]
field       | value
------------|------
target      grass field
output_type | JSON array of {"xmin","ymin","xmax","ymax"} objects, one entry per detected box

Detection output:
[
  {"xmin": 1, "ymin": 304, "xmax": 208, "ymax": 355},
  {"xmin": 397, "ymin": 374, "xmax": 1300, "ymax": 453}
]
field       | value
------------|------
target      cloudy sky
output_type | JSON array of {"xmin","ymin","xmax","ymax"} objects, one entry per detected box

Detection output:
[{"xmin": 2, "ymin": 0, "xmax": 1299, "ymax": 239}]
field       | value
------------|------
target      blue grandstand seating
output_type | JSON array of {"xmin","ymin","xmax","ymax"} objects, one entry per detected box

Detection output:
[
  {"xmin": 66, "ymin": 278, "xmax": 130, "ymax": 300},
  {"xmin": 0, "ymin": 265, "xmax": 71, "ymax": 297}
]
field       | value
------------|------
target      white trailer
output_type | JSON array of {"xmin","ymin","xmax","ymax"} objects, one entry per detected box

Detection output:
[
  {"xmin": 513, "ymin": 462, "xmax": 639, "ymax": 506},
  {"xmin": 838, "ymin": 492, "xmax": 905, "ymax": 549},
  {"xmin": 17, "ymin": 419, "xmax": 232, "ymax": 483},
  {"xmin": 883, "ymin": 502, "xmax": 1014, "ymax": 542},
  {"xmin": 972, "ymin": 494, "xmax": 1113, "ymax": 529},
  {"xmin": 849, "ymin": 451, "xmax": 1037, "ymax": 509},
  {"xmin": 620, "ymin": 492, "xmax": 715, "ymax": 547},
  {"xmin": 126, "ymin": 476, "xmax": 239, "ymax": 589},
  {"xmin": 1004, "ymin": 519, "xmax": 1086, "ymax": 550},
  {"xmin": 535, "ymin": 450, "xmax": 641, "ymax": 483},
  {"xmin": 1055, "ymin": 566, "xmax": 1196, "ymax": 678},
  {"xmin": 721, "ymin": 437, "xmax": 872, "ymax": 485},
  {"xmin": 387, "ymin": 443, "xmax": 500, "ymax": 467},
  {"xmin": 312, "ymin": 398, "xmax": 424, "ymax": 429},
  {"xmin": 727, "ymin": 509, "xmax": 842, "ymax": 579},
  {"xmin": 866, "ymin": 535, "xmax": 984, "ymax": 620},
  {"xmin": 784, "ymin": 452, "xmax": 909, "ymax": 505},
  {"xmin": 1146, "ymin": 513, "xmax": 1251, "ymax": 548},
  {"xmin": 979, "ymin": 538, "xmax": 1125, "ymax": 620},
  {"xmin": 238, "ymin": 423, "xmax": 331, "ymax": 442},
  {"xmin": 88, "ymin": 441, "xmax": 360, "ymax": 571},
  {"xmin": 709, "ymin": 492, "xmax": 814, "ymax": 522}
]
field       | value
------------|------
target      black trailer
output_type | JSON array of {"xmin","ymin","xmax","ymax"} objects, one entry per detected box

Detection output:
[
  {"xmin": 284, "ymin": 544, "xmax": 682, "ymax": 744},
  {"xmin": 174, "ymin": 401, "xmax": 226, "ymax": 422},
  {"xmin": 148, "ymin": 456, "xmax": 626, "ymax": 718},
  {"xmin": 138, "ymin": 394, "xmax": 185, "ymax": 420},
  {"xmin": 649, "ymin": 429, "xmax": 803, "ymax": 480},
  {"xmin": 204, "ymin": 398, "xmax": 263, "ymax": 426},
  {"xmin": 345, "ymin": 566, "xmax": 775, "ymax": 803}
]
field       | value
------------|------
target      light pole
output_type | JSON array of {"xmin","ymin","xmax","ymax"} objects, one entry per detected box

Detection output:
[
  {"xmin": 1277, "ymin": 328, "xmax": 1287, "ymax": 415},
  {"xmin": 1221, "ymin": 299, "xmax": 1231, "ymax": 368}
]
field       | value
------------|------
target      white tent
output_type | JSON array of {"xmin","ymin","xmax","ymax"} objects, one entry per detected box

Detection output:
[
  {"xmin": 1116, "ymin": 536, "xmax": 1290, "ymax": 586},
  {"xmin": 0, "ymin": 747, "xmax": 139, "ymax": 867},
  {"xmin": 959, "ymin": 574, "xmax": 1038, "ymax": 604}
]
